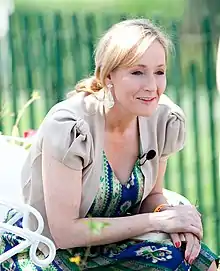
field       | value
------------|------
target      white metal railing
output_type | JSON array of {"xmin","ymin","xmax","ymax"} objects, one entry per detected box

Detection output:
[
  {"xmin": 0, "ymin": 201, "xmax": 56, "ymax": 268},
  {"xmin": 0, "ymin": 135, "xmax": 56, "ymax": 267}
]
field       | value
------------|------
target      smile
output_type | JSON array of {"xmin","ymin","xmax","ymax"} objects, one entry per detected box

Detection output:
[{"xmin": 137, "ymin": 97, "xmax": 156, "ymax": 102}]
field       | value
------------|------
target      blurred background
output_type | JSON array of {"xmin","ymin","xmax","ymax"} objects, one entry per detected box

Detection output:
[{"xmin": 0, "ymin": 0, "xmax": 220, "ymax": 255}]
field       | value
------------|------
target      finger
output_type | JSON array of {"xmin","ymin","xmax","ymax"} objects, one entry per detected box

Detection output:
[
  {"xmin": 192, "ymin": 205, "xmax": 202, "ymax": 217},
  {"xmin": 179, "ymin": 233, "xmax": 186, "ymax": 242},
  {"xmin": 192, "ymin": 219, "xmax": 203, "ymax": 239},
  {"xmin": 184, "ymin": 233, "xmax": 194, "ymax": 262},
  {"xmin": 188, "ymin": 236, "xmax": 201, "ymax": 265},
  {"xmin": 187, "ymin": 225, "xmax": 203, "ymax": 240},
  {"xmin": 188, "ymin": 205, "xmax": 202, "ymax": 220},
  {"xmin": 191, "ymin": 209, "xmax": 202, "ymax": 225},
  {"xmin": 182, "ymin": 227, "xmax": 201, "ymax": 240},
  {"xmin": 170, "ymin": 233, "xmax": 181, "ymax": 248},
  {"xmin": 194, "ymin": 211, "xmax": 203, "ymax": 224}
]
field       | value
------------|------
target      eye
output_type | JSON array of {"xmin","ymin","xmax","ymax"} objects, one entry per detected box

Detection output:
[
  {"xmin": 155, "ymin": 70, "xmax": 165, "ymax": 75},
  {"xmin": 131, "ymin": 71, "xmax": 143, "ymax": 75}
]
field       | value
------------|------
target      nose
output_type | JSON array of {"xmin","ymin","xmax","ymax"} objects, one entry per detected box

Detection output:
[{"xmin": 144, "ymin": 74, "xmax": 157, "ymax": 92}]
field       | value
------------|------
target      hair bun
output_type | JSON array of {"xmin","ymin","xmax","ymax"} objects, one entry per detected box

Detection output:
[
  {"xmin": 90, "ymin": 77, "xmax": 103, "ymax": 92},
  {"xmin": 67, "ymin": 76, "xmax": 103, "ymax": 98},
  {"xmin": 75, "ymin": 76, "xmax": 103, "ymax": 93}
]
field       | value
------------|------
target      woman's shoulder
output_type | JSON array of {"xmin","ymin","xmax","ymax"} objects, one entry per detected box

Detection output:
[
  {"xmin": 148, "ymin": 94, "xmax": 186, "ymax": 160},
  {"xmin": 45, "ymin": 91, "xmax": 89, "ymax": 118},
  {"xmin": 156, "ymin": 94, "xmax": 185, "ymax": 121},
  {"xmin": 36, "ymin": 93, "xmax": 90, "ymax": 142},
  {"xmin": 24, "ymin": 92, "xmax": 96, "ymax": 173},
  {"xmin": 44, "ymin": 90, "xmax": 104, "ymax": 122},
  {"xmin": 28, "ymin": 91, "xmax": 104, "ymax": 168}
]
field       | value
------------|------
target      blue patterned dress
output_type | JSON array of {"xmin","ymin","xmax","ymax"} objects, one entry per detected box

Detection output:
[{"xmin": 0, "ymin": 152, "xmax": 218, "ymax": 270}]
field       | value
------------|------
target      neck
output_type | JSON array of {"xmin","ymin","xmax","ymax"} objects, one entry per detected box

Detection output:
[{"xmin": 104, "ymin": 104, "xmax": 137, "ymax": 134}]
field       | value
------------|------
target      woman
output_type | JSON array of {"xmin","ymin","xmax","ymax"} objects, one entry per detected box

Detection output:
[{"xmin": 0, "ymin": 18, "xmax": 218, "ymax": 270}]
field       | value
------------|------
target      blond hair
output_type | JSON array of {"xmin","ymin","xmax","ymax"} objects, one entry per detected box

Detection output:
[{"xmin": 68, "ymin": 18, "xmax": 172, "ymax": 97}]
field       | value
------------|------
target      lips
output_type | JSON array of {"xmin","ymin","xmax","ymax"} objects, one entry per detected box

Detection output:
[{"xmin": 137, "ymin": 97, "xmax": 156, "ymax": 102}]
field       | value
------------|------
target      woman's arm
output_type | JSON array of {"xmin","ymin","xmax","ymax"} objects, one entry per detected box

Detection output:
[
  {"xmin": 139, "ymin": 159, "xmax": 169, "ymax": 214},
  {"xmin": 42, "ymin": 146, "xmax": 162, "ymax": 249},
  {"xmin": 43, "ymin": 148, "xmax": 203, "ymax": 248}
]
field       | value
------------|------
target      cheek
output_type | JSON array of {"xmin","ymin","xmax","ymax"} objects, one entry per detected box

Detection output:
[
  {"xmin": 121, "ymin": 76, "xmax": 138, "ymax": 87},
  {"xmin": 114, "ymin": 76, "xmax": 138, "ymax": 97},
  {"xmin": 157, "ymin": 77, "xmax": 167, "ymax": 95}
]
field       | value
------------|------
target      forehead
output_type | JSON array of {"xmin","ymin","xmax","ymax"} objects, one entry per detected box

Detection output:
[{"xmin": 135, "ymin": 40, "xmax": 166, "ymax": 67}]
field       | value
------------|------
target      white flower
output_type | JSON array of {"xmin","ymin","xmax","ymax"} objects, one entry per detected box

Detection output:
[
  {"xmin": 135, "ymin": 245, "xmax": 173, "ymax": 264},
  {"xmin": 136, "ymin": 246, "xmax": 153, "ymax": 256}
]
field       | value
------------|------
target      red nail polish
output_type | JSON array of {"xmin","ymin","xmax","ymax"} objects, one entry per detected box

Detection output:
[
  {"xmin": 185, "ymin": 255, "xmax": 189, "ymax": 261},
  {"xmin": 175, "ymin": 242, "xmax": 180, "ymax": 248}
]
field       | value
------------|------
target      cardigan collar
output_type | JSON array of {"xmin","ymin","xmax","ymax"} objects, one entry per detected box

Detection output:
[{"xmin": 83, "ymin": 89, "xmax": 153, "ymax": 201}]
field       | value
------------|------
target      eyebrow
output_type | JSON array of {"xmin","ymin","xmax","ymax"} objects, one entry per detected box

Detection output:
[{"xmin": 135, "ymin": 64, "xmax": 166, "ymax": 68}]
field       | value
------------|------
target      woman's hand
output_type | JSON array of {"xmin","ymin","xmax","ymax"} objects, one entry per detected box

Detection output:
[
  {"xmin": 170, "ymin": 233, "xmax": 201, "ymax": 265},
  {"xmin": 156, "ymin": 205, "xmax": 203, "ymax": 240}
]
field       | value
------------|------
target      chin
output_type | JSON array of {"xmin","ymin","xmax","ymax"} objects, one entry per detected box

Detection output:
[{"xmin": 135, "ymin": 105, "xmax": 158, "ymax": 117}]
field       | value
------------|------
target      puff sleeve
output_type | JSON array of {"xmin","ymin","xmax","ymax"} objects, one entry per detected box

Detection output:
[
  {"xmin": 159, "ymin": 107, "xmax": 186, "ymax": 161},
  {"xmin": 41, "ymin": 109, "xmax": 92, "ymax": 170}
]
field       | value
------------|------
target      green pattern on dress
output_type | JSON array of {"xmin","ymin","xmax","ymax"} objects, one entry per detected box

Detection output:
[{"xmin": 88, "ymin": 151, "xmax": 144, "ymax": 218}]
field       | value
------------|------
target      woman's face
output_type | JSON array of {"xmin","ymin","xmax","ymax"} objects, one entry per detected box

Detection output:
[{"xmin": 108, "ymin": 40, "xmax": 167, "ymax": 117}]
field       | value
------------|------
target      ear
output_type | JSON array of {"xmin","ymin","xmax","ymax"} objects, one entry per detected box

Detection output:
[{"xmin": 104, "ymin": 73, "xmax": 112, "ymax": 87}]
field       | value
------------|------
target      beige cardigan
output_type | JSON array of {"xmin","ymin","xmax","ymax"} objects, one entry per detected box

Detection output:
[{"xmin": 21, "ymin": 89, "xmax": 185, "ymax": 254}]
